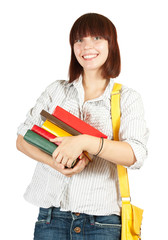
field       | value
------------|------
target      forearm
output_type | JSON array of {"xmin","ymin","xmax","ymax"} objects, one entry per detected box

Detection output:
[
  {"xmin": 16, "ymin": 135, "xmax": 54, "ymax": 168},
  {"xmin": 82, "ymin": 135, "xmax": 136, "ymax": 167},
  {"xmin": 16, "ymin": 135, "xmax": 90, "ymax": 176}
]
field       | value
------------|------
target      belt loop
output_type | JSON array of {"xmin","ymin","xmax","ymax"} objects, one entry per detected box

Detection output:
[
  {"xmin": 46, "ymin": 207, "xmax": 53, "ymax": 224},
  {"xmin": 89, "ymin": 215, "xmax": 95, "ymax": 225}
]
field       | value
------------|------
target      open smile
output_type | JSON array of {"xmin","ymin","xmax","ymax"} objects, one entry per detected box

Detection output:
[{"xmin": 82, "ymin": 54, "xmax": 99, "ymax": 60}]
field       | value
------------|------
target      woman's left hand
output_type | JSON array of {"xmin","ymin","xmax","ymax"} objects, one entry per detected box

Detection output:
[{"xmin": 50, "ymin": 135, "xmax": 85, "ymax": 168}]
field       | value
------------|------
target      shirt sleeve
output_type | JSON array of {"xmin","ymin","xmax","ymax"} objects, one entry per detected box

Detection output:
[
  {"xmin": 17, "ymin": 88, "xmax": 52, "ymax": 136},
  {"xmin": 119, "ymin": 86, "xmax": 149, "ymax": 169},
  {"xmin": 17, "ymin": 80, "xmax": 67, "ymax": 136}
]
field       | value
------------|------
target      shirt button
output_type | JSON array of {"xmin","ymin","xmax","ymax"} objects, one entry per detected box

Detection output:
[
  {"xmin": 75, "ymin": 213, "xmax": 80, "ymax": 216},
  {"xmin": 74, "ymin": 227, "xmax": 81, "ymax": 233}
]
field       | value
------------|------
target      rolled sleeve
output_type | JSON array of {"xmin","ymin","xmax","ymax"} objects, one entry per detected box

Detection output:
[{"xmin": 119, "ymin": 86, "xmax": 149, "ymax": 169}]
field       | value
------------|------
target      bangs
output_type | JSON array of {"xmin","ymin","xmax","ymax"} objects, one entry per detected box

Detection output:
[{"xmin": 70, "ymin": 13, "xmax": 111, "ymax": 45}]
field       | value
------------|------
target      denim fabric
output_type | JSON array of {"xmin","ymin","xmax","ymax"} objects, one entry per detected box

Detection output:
[{"xmin": 34, "ymin": 207, "xmax": 121, "ymax": 240}]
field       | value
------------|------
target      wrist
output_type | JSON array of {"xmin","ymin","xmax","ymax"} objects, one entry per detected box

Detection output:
[
  {"xmin": 77, "ymin": 134, "xmax": 89, "ymax": 152},
  {"xmin": 81, "ymin": 134, "xmax": 101, "ymax": 155},
  {"xmin": 94, "ymin": 137, "xmax": 104, "ymax": 156}
]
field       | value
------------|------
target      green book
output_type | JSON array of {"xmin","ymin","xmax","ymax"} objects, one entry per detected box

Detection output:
[{"xmin": 24, "ymin": 130, "xmax": 57, "ymax": 155}]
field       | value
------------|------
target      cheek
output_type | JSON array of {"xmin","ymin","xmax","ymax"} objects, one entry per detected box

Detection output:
[
  {"xmin": 73, "ymin": 46, "xmax": 83, "ymax": 65},
  {"xmin": 73, "ymin": 45, "xmax": 80, "ymax": 57},
  {"xmin": 100, "ymin": 45, "xmax": 109, "ymax": 61},
  {"xmin": 97, "ymin": 42, "xmax": 109, "ymax": 57}
]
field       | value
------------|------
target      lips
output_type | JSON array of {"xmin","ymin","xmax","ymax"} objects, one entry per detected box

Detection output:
[{"xmin": 82, "ymin": 54, "xmax": 98, "ymax": 60}]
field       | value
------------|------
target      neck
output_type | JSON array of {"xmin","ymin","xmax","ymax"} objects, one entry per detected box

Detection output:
[{"xmin": 82, "ymin": 70, "xmax": 109, "ymax": 91}]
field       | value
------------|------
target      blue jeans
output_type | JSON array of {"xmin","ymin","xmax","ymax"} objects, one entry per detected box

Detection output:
[{"xmin": 34, "ymin": 207, "xmax": 121, "ymax": 240}]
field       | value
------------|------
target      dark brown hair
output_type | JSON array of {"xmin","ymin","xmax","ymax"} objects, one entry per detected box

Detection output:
[{"xmin": 68, "ymin": 13, "xmax": 121, "ymax": 82}]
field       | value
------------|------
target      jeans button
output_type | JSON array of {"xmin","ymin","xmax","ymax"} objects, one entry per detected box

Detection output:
[
  {"xmin": 74, "ymin": 227, "xmax": 81, "ymax": 233},
  {"xmin": 75, "ymin": 213, "xmax": 80, "ymax": 216}
]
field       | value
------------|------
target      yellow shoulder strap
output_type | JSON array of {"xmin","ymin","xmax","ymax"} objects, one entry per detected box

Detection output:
[{"xmin": 111, "ymin": 83, "xmax": 130, "ymax": 199}]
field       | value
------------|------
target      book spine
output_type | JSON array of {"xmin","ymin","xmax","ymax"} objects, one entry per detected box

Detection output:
[
  {"xmin": 40, "ymin": 110, "xmax": 80, "ymax": 136},
  {"xmin": 24, "ymin": 130, "xmax": 57, "ymax": 155},
  {"xmin": 32, "ymin": 125, "xmax": 57, "ymax": 141},
  {"xmin": 42, "ymin": 120, "xmax": 72, "ymax": 137}
]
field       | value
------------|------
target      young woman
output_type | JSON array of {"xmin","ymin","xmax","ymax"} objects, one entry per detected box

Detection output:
[{"xmin": 16, "ymin": 13, "xmax": 149, "ymax": 240}]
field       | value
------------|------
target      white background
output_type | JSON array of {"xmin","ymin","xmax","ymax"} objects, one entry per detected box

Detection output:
[{"xmin": 0, "ymin": 0, "xmax": 167, "ymax": 239}]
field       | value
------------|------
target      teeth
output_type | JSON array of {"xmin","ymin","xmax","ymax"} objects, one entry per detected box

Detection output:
[{"xmin": 83, "ymin": 54, "xmax": 97, "ymax": 59}]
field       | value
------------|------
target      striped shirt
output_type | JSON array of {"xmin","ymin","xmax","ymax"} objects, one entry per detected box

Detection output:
[{"xmin": 17, "ymin": 76, "xmax": 149, "ymax": 216}]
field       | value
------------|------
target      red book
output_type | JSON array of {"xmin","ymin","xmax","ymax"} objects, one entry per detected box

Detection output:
[
  {"xmin": 52, "ymin": 106, "xmax": 107, "ymax": 138},
  {"xmin": 31, "ymin": 125, "xmax": 60, "ymax": 145}
]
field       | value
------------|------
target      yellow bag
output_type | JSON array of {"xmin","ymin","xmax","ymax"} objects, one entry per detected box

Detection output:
[{"xmin": 111, "ymin": 83, "xmax": 143, "ymax": 240}]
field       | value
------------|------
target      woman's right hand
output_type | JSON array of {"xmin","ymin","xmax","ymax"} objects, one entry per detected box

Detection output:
[{"xmin": 50, "ymin": 153, "xmax": 89, "ymax": 177}]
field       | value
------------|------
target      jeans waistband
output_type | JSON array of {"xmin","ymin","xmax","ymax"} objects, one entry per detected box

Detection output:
[
  {"xmin": 39, "ymin": 207, "xmax": 120, "ymax": 225},
  {"xmin": 40, "ymin": 207, "xmax": 94, "ymax": 224}
]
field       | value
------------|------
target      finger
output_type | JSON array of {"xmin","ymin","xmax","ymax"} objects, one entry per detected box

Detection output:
[
  {"xmin": 61, "ymin": 156, "xmax": 69, "ymax": 166},
  {"xmin": 76, "ymin": 157, "xmax": 89, "ymax": 169},
  {"xmin": 61, "ymin": 167, "xmax": 75, "ymax": 177},
  {"xmin": 56, "ymin": 162, "xmax": 65, "ymax": 170},
  {"xmin": 53, "ymin": 161, "xmax": 76, "ymax": 177},
  {"xmin": 67, "ymin": 158, "xmax": 75, "ymax": 168},
  {"xmin": 49, "ymin": 138, "xmax": 61, "ymax": 145},
  {"xmin": 71, "ymin": 159, "xmax": 85, "ymax": 172},
  {"xmin": 61, "ymin": 160, "xmax": 85, "ymax": 177},
  {"xmin": 54, "ymin": 137, "xmax": 63, "ymax": 142},
  {"xmin": 55, "ymin": 153, "xmax": 63, "ymax": 163},
  {"xmin": 52, "ymin": 149, "xmax": 58, "ymax": 160},
  {"xmin": 50, "ymin": 137, "xmax": 58, "ymax": 142},
  {"xmin": 50, "ymin": 137, "xmax": 63, "ymax": 143}
]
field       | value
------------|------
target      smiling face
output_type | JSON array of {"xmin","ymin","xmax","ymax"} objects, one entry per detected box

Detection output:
[
  {"xmin": 73, "ymin": 36, "xmax": 109, "ymax": 74},
  {"xmin": 69, "ymin": 13, "xmax": 121, "ymax": 82}
]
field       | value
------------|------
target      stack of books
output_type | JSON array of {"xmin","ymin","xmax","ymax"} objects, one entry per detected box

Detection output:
[{"xmin": 24, "ymin": 106, "xmax": 107, "ymax": 166}]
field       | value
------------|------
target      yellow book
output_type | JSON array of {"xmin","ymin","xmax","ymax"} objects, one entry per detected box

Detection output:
[{"xmin": 42, "ymin": 120, "xmax": 72, "ymax": 137}]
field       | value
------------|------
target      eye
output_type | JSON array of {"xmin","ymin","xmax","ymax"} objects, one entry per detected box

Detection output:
[
  {"xmin": 74, "ymin": 39, "xmax": 83, "ymax": 43},
  {"xmin": 93, "ymin": 36, "xmax": 102, "ymax": 40}
]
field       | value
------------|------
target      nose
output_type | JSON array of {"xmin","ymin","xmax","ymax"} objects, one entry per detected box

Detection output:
[{"xmin": 83, "ymin": 37, "xmax": 93, "ymax": 49}]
